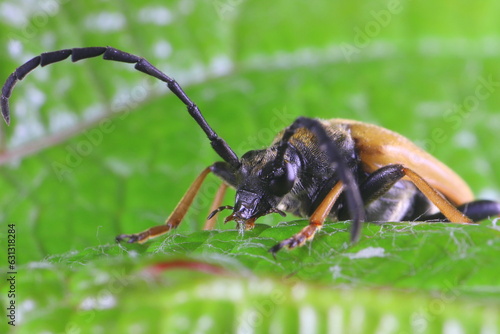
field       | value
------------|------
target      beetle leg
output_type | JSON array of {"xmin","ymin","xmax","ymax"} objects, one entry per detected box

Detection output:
[
  {"xmin": 399, "ymin": 166, "xmax": 474, "ymax": 224},
  {"xmin": 116, "ymin": 166, "xmax": 213, "ymax": 243},
  {"xmin": 269, "ymin": 182, "xmax": 344, "ymax": 253},
  {"xmin": 358, "ymin": 164, "xmax": 473, "ymax": 224},
  {"xmin": 204, "ymin": 183, "xmax": 229, "ymax": 230},
  {"xmin": 421, "ymin": 199, "xmax": 500, "ymax": 222}
]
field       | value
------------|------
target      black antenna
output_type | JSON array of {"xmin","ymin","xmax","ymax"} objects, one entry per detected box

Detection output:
[{"xmin": 1, "ymin": 47, "xmax": 240, "ymax": 168}]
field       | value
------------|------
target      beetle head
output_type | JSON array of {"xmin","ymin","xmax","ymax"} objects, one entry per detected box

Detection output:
[{"xmin": 210, "ymin": 145, "xmax": 301, "ymax": 228}]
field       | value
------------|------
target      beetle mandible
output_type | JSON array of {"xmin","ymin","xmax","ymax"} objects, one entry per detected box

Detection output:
[{"xmin": 2, "ymin": 47, "xmax": 500, "ymax": 254}]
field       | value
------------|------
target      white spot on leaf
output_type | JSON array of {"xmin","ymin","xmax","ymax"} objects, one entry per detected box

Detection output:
[
  {"xmin": 209, "ymin": 55, "xmax": 233, "ymax": 76},
  {"xmin": 443, "ymin": 319, "xmax": 464, "ymax": 334},
  {"xmin": 49, "ymin": 110, "xmax": 79, "ymax": 132},
  {"xmin": 299, "ymin": 306, "xmax": 318, "ymax": 334},
  {"xmin": 80, "ymin": 294, "xmax": 116, "ymax": 310},
  {"xmin": 345, "ymin": 247, "xmax": 386, "ymax": 259},
  {"xmin": 328, "ymin": 306, "xmax": 344, "ymax": 334},
  {"xmin": 138, "ymin": 6, "xmax": 173, "ymax": 25},
  {"xmin": 0, "ymin": 2, "xmax": 28, "ymax": 26},
  {"xmin": 453, "ymin": 130, "xmax": 477, "ymax": 149},
  {"xmin": 7, "ymin": 39, "xmax": 23, "ymax": 57},
  {"xmin": 153, "ymin": 40, "xmax": 173, "ymax": 58},
  {"xmin": 84, "ymin": 12, "xmax": 126, "ymax": 32},
  {"xmin": 375, "ymin": 314, "xmax": 399, "ymax": 334}
]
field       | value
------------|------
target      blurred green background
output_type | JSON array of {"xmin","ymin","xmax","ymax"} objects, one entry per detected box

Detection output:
[{"xmin": 0, "ymin": 0, "xmax": 499, "ymax": 332}]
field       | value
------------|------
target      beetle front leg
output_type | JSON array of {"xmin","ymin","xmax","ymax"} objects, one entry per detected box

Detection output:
[
  {"xmin": 203, "ymin": 182, "xmax": 228, "ymax": 230},
  {"xmin": 116, "ymin": 166, "xmax": 213, "ymax": 244},
  {"xmin": 269, "ymin": 182, "xmax": 344, "ymax": 254}
]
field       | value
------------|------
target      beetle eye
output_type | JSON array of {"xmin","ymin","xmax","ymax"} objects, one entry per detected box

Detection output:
[{"xmin": 269, "ymin": 163, "xmax": 296, "ymax": 196}]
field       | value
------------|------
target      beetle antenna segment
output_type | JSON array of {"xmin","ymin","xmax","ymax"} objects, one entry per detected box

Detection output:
[
  {"xmin": 278, "ymin": 117, "xmax": 366, "ymax": 242},
  {"xmin": 0, "ymin": 47, "xmax": 240, "ymax": 168}
]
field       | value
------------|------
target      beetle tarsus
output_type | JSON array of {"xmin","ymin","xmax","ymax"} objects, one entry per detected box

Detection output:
[
  {"xmin": 268, "ymin": 225, "xmax": 317, "ymax": 254},
  {"xmin": 269, "ymin": 242, "xmax": 284, "ymax": 255},
  {"xmin": 115, "ymin": 234, "xmax": 140, "ymax": 243},
  {"xmin": 268, "ymin": 235, "xmax": 305, "ymax": 255}
]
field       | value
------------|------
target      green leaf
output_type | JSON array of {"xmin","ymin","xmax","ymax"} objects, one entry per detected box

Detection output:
[
  {"xmin": 1, "ymin": 0, "xmax": 500, "ymax": 332},
  {"xmin": 3, "ymin": 221, "xmax": 500, "ymax": 333}
]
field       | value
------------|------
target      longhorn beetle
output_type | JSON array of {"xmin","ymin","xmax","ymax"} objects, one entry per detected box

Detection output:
[{"xmin": 2, "ymin": 47, "xmax": 500, "ymax": 254}]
